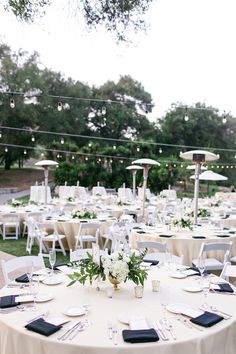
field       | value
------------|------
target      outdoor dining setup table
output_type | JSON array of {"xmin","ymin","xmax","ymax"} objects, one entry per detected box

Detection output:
[
  {"xmin": 0, "ymin": 263, "xmax": 235, "ymax": 354},
  {"xmin": 130, "ymin": 224, "xmax": 236, "ymax": 266}
]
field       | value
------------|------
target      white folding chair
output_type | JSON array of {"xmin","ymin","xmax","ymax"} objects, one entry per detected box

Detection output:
[
  {"xmin": 1, "ymin": 255, "xmax": 45, "ymax": 285},
  {"xmin": 74, "ymin": 222, "xmax": 100, "ymax": 249},
  {"xmin": 22, "ymin": 211, "xmax": 43, "ymax": 237},
  {"xmin": 220, "ymin": 262, "xmax": 236, "ymax": 285},
  {"xmin": 37, "ymin": 222, "xmax": 66, "ymax": 256},
  {"xmin": 25, "ymin": 217, "xmax": 47, "ymax": 254},
  {"xmin": 192, "ymin": 242, "xmax": 233, "ymax": 271},
  {"xmin": 2, "ymin": 213, "xmax": 20, "ymax": 240},
  {"xmin": 136, "ymin": 240, "xmax": 183, "ymax": 264}
]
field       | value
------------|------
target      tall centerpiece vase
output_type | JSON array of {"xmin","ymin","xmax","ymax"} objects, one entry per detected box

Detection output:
[{"xmin": 108, "ymin": 276, "xmax": 121, "ymax": 290}]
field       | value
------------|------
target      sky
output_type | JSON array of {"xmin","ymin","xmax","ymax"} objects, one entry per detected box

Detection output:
[{"xmin": 0, "ymin": 0, "xmax": 236, "ymax": 121}]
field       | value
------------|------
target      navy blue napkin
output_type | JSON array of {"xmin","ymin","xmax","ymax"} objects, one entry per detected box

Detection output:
[
  {"xmin": 216, "ymin": 235, "xmax": 230, "ymax": 238},
  {"xmin": 136, "ymin": 231, "xmax": 146, "ymax": 234},
  {"xmin": 0, "ymin": 295, "xmax": 19, "ymax": 308},
  {"xmin": 190, "ymin": 311, "xmax": 224, "ymax": 327},
  {"xmin": 25, "ymin": 318, "xmax": 62, "ymax": 336},
  {"xmin": 215, "ymin": 283, "xmax": 234, "ymax": 293},
  {"xmin": 122, "ymin": 329, "xmax": 159, "ymax": 343},
  {"xmin": 192, "ymin": 236, "xmax": 206, "ymax": 239},
  {"xmin": 143, "ymin": 259, "xmax": 159, "ymax": 266},
  {"xmin": 15, "ymin": 273, "xmax": 29, "ymax": 283}
]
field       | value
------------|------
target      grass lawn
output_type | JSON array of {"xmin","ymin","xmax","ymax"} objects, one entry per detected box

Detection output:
[{"xmin": 0, "ymin": 237, "xmax": 70, "ymax": 267}]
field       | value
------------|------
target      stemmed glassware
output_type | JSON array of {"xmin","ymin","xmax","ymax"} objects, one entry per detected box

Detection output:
[
  {"xmin": 26, "ymin": 260, "xmax": 34, "ymax": 295},
  {"xmin": 49, "ymin": 249, "xmax": 56, "ymax": 276},
  {"xmin": 160, "ymin": 284, "xmax": 170, "ymax": 323},
  {"xmin": 198, "ymin": 256, "xmax": 205, "ymax": 279}
]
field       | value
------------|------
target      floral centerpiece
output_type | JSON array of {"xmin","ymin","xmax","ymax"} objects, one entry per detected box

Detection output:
[
  {"xmin": 71, "ymin": 209, "xmax": 97, "ymax": 219},
  {"xmin": 186, "ymin": 208, "xmax": 211, "ymax": 218},
  {"xmin": 67, "ymin": 251, "xmax": 148, "ymax": 289},
  {"xmin": 173, "ymin": 217, "xmax": 193, "ymax": 230},
  {"xmin": 10, "ymin": 199, "xmax": 23, "ymax": 208}
]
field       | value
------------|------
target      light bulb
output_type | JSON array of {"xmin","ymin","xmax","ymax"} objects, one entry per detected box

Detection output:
[
  {"xmin": 0, "ymin": 132, "xmax": 2, "ymax": 138},
  {"xmin": 159, "ymin": 148, "xmax": 162, "ymax": 154},
  {"xmin": 136, "ymin": 147, "xmax": 140, "ymax": 152},
  {"xmin": 10, "ymin": 98, "xmax": 15, "ymax": 108},
  {"xmin": 60, "ymin": 138, "xmax": 64, "ymax": 144},
  {"xmin": 88, "ymin": 143, "xmax": 92, "ymax": 147},
  {"xmin": 222, "ymin": 117, "xmax": 227, "ymax": 124},
  {"xmin": 57, "ymin": 102, "xmax": 63, "ymax": 111},
  {"xmin": 31, "ymin": 135, "xmax": 35, "ymax": 142},
  {"xmin": 120, "ymin": 160, "xmax": 123, "ymax": 163},
  {"xmin": 23, "ymin": 149, "xmax": 27, "ymax": 155},
  {"xmin": 72, "ymin": 155, "xmax": 75, "ymax": 160},
  {"xmin": 113, "ymin": 145, "xmax": 116, "ymax": 150},
  {"xmin": 41, "ymin": 152, "xmax": 44, "ymax": 157},
  {"xmin": 4, "ymin": 147, "xmax": 8, "ymax": 152},
  {"xmin": 85, "ymin": 157, "xmax": 88, "ymax": 161},
  {"xmin": 101, "ymin": 106, "xmax": 106, "ymax": 115},
  {"xmin": 57, "ymin": 154, "xmax": 60, "ymax": 158},
  {"xmin": 184, "ymin": 113, "xmax": 189, "ymax": 122}
]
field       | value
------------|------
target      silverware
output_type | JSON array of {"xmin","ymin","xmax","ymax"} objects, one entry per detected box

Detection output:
[
  {"xmin": 57, "ymin": 321, "xmax": 81, "ymax": 341},
  {"xmin": 176, "ymin": 315, "xmax": 203, "ymax": 331},
  {"xmin": 69, "ymin": 323, "xmax": 86, "ymax": 340},
  {"xmin": 107, "ymin": 322, "xmax": 113, "ymax": 340},
  {"xmin": 164, "ymin": 321, "xmax": 177, "ymax": 340},
  {"xmin": 153, "ymin": 322, "xmax": 167, "ymax": 341},
  {"xmin": 154, "ymin": 320, "xmax": 169, "ymax": 341},
  {"xmin": 112, "ymin": 325, "xmax": 118, "ymax": 345}
]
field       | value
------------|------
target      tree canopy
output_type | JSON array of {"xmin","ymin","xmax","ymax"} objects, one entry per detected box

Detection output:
[{"xmin": 3, "ymin": 0, "xmax": 155, "ymax": 41}]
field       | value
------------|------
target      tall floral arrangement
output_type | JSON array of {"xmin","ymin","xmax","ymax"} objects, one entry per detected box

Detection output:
[{"xmin": 67, "ymin": 251, "xmax": 148, "ymax": 287}]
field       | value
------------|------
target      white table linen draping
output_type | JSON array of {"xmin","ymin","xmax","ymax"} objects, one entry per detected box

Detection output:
[
  {"xmin": 130, "ymin": 226, "xmax": 236, "ymax": 266},
  {"xmin": 30, "ymin": 186, "xmax": 52, "ymax": 204},
  {"xmin": 0, "ymin": 267, "xmax": 236, "ymax": 354}
]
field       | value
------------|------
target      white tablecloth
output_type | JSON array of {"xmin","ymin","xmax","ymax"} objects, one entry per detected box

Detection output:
[
  {"xmin": 30, "ymin": 186, "xmax": 51, "ymax": 204},
  {"xmin": 131, "ymin": 225, "xmax": 236, "ymax": 266},
  {"xmin": 0, "ymin": 267, "xmax": 235, "ymax": 354}
]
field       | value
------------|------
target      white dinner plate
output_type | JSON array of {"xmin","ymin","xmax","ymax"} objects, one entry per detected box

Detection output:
[
  {"xmin": 63, "ymin": 306, "xmax": 86, "ymax": 317},
  {"xmin": 42, "ymin": 276, "xmax": 63, "ymax": 285},
  {"xmin": 169, "ymin": 272, "xmax": 187, "ymax": 279},
  {"xmin": 182, "ymin": 286, "xmax": 202, "ymax": 293},
  {"xmin": 35, "ymin": 293, "xmax": 54, "ymax": 302},
  {"xmin": 166, "ymin": 303, "xmax": 203, "ymax": 318},
  {"xmin": 118, "ymin": 312, "xmax": 145, "ymax": 325}
]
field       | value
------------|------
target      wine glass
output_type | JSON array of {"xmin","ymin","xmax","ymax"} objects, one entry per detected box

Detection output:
[
  {"xmin": 201, "ymin": 276, "xmax": 211, "ymax": 309},
  {"xmin": 49, "ymin": 249, "xmax": 56, "ymax": 276},
  {"xmin": 198, "ymin": 256, "xmax": 205, "ymax": 279},
  {"xmin": 160, "ymin": 284, "xmax": 170, "ymax": 323},
  {"xmin": 25, "ymin": 260, "xmax": 34, "ymax": 294},
  {"xmin": 31, "ymin": 278, "xmax": 39, "ymax": 311}
]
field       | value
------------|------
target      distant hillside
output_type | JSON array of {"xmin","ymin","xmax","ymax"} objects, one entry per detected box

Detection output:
[{"xmin": 0, "ymin": 168, "xmax": 53, "ymax": 191}]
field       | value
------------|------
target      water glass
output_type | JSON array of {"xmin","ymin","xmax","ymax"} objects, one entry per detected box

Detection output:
[
  {"xmin": 201, "ymin": 276, "xmax": 211, "ymax": 309},
  {"xmin": 49, "ymin": 249, "xmax": 56, "ymax": 276},
  {"xmin": 26, "ymin": 260, "xmax": 34, "ymax": 294},
  {"xmin": 31, "ymin": 279, "xmax": 39, "ymax": 311},
  {"xmin": 160, "ymin": 284, "xmax": 170, "ymax": 321}
]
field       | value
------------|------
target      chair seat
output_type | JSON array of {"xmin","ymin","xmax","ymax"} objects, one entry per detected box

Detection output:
[
  {"xmin": 4, "ymin": 222, "xmax": 19, "ymax": 227},
  {"xmin": 193, "ymin": 258, "xmax": 223, "ymax": 270},
  {"xmin": 230, "ymin": 256, "xmax": 236, "ymax": 263},
  {"xmin": 75, "ymin": 235, "xmax": 96, "ymax": 242},
  {"xmin": 43, "ymin": 234, "xmax": 65, "ymax": 241}
]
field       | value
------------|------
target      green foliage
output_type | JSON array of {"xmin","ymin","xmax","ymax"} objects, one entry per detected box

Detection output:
[{"xmin": 5, "ymin": 0, "xmax": 154, "ymax": 41}]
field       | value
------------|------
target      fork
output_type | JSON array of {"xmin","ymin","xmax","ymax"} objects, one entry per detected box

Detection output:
[{"xmin": 164, "ymin": 321, "xmax": 177, "ymax": 340}]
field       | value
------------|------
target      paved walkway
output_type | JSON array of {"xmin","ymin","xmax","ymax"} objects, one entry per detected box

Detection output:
[{"xmin": 0, "ymin": 188, "xmax": 30, "ymax": 204}]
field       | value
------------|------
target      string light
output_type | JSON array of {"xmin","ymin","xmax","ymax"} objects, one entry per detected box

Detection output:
[
  {"xmin": 71, "ymin": 155, "xmax": 75, "ymax": 160},
  {"xmin": 222, "ymin": 111, "xmax": 227, "ymax": 124},
  {"xmin": 101, "ymin": 107, "xmax": 106, "ymax": 115},
  {"xmin": 4, "ymin": 147, "xmax": 8, "ymax": 152},
  {"xmin": 159, "ymin": 148, "xmax": 162, "ymax": 154},
  {"xmin": 0, "ymin": 131, "xmax": 2, "ymax": 138},
  {"xmin": 184, "ymin": 108, "xmax": 189, "ymax": 122},
  {"xmin": 88, "ymin": 142, "xmax": 92, "ymax": 147},
  {"xmin": 31, "ymin": 135, "xmax": 35, "ymax": 142},
  {"xmin": 10, "ymin": 98, "xmax": 15, "ymax": 109},
  {"xmin": 136, "ymin": 147, "xmax": 140, "ymax": 152},
  {"xmin": 60, "ymin": 137, "xmax": 64, "ymax": 144},
  {"xmin": 113, "ymin": 145, "xmax": 116, "ymax": 150},
  {"xmin": 23, "ymin": 149, "xmax": 27, "ymax": 155},
  {"xmin": 57, "ymin": 102, "xmax": 63, "ymax": 112}
]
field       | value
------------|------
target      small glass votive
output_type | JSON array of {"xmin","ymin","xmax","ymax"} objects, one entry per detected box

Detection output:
[
  {"xmin": 152, "ymin": 279, "xmax": 160, "ymax": 292},
  {"xmin": 134, "ymin": 285, "xmax": 144, "ymax": 298},
  {"xmin": 106, "ymin": 287, "xmax": 114, "ymax": 298}
]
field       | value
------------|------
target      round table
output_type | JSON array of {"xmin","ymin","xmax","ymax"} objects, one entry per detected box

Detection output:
[
  {"xmin": 0, "ymin": 267, "xmax": 236, "ymax": 354},
  {"xmin": 130, "ymin": 225, "xmax": 236, "ymax": 266}
]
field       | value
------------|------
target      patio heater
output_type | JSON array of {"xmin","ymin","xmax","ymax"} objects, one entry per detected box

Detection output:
[
  {"xmin": 126, "ymin": 165, "xmax": 143, "ymax": 199},
  {"xmin": 132, "ymin": 158, "xmax": 160, "ymax": 220},
  {"xmin": 180, "ymin": 150, "xmax": 219, "ymax": 224},
  {"xmin": 35, "ymin": 160, "xmax": 58, "ymax": 205}
]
